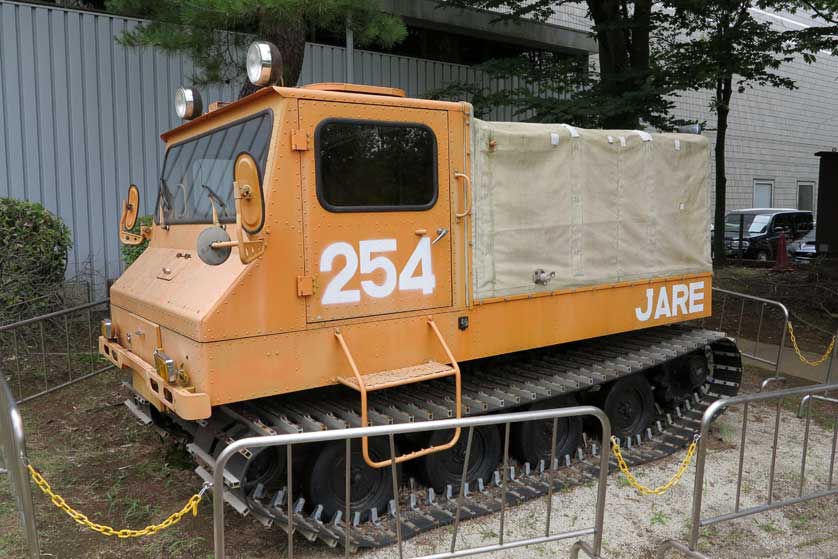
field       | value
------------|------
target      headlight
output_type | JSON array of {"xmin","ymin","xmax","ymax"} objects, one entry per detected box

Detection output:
[
  {"xmin": 153, "ymin": 349, "xmax": 177, "ymax": 384},
  {"xmin": 246, "ymin": 41, "xmax": 283, "ymax": 86},
  {"xmin": 175, "ymin": 87, "xmax": 202, "ymax": 120},
  {"xmin": 101, "ymin": 319, "xmax": 114, "ymax": 339}
]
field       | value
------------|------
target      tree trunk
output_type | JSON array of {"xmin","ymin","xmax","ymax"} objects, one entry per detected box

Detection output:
[
  {"xmin": 712, "ymin": 76, "xmax": 733, "ymax": 266},
  {"xmin": 239, "ymin": 18, "xmax": 307, "ymax": 99},
  {"xmin": 587, "ymin": 0, "xmax": 652, "ymax": 129}
]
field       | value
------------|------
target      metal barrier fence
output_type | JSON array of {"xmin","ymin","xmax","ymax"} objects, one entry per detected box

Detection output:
[
  {"xmin": 0, "ymin": 299, "xmax": 112, "ymax": 403},
  {"xmin": 0, "ymin": 360, "xmax": 40, "ymax": 558},
  {"xmin": 795, "ymin": 331, "xmax": 838, "ymax": 415},
  {"xmin": 704, "ymin": 288, "xmax": 789, "ymax": 383},
  {"xmin": 213, "ymin": 406, "xmax": 613, "ymax": 559},
  {"xmin": 657, "ymin": 382, "xmax": 838, "ymax": 559}
]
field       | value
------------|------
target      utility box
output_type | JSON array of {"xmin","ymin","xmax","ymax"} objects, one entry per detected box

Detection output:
[{"xmin": 815, "ymin": 150, "xmax": 838, "ymax": 256}]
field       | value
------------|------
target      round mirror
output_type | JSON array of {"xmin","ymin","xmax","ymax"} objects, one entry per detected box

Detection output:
[
  {"xmin": 234, "ymin": 153, "xmax": 264, "ymax": 234},
  {"xmin": 125, "ymin": 184, "xmax": 140, "ymax": 231},
  {"xmin": 196, "ymin": 227, "xmax": 232, "ymax": 266}
]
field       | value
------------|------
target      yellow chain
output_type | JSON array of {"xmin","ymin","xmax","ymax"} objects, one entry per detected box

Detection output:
[
  {"xmin": 28, "ymin": 464, "xmax": 208, "ymax": 538},
  {"xmin": 611, "ymin": 435, "xmax": 699, "ymax": 496},
  {"xmin": 787, "ymin": 322, "xmax": 836, "ymax": 367}
]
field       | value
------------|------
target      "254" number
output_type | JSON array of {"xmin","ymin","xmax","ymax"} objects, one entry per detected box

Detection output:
[{"xmin": 320, "ymin": 238, "xmax": 436, "ymax": 304}]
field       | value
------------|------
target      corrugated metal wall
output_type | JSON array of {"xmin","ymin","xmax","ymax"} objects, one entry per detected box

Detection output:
[
  {"xmin": 0, "ymin": 1, "xmax": 238, "ymax": 284},
  {"xmin": 0, "ymin": 0, "xmax": 514, "ymax": 285}
]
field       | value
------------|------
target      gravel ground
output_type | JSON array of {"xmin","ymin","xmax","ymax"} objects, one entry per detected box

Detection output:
[
  {"xmin": 2, "ymin": 371, "xmax": 836, "ymax": 558},
  {"xmin": 356, "ymin": 400, "xmax": 838, "ymax": 559}
]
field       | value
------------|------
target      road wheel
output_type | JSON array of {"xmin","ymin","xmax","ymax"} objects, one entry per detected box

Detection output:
[
  {"xmin": 600, "ymin": 375, "xmax": 655, "ymax": 440},
  {"xmin": 756, "ymin": 250, "xmax": 769, "ymax": 262},
  {"xmin": 242, "ymin": 447, "xmax": 286, "ymax": 492},
  {"xmin": 511, "ymin": 396, "xmax": 583, "ymax": 466},
  {"xmin": 417, "ymin": 426, "xmax": 501, "ymax": 493},
  {"xmin": 685, "ymin": 354, "xmax": 710, "ymax": 389},
  {"xmin": 306, "ymin": 438, "xmax": 396, "ymax": 522}
]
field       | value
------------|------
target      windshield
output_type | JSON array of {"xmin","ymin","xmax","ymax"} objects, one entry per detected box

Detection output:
[
  {"xmin": 158, "ymin": 112, "xmax": 272, "ymax": 225},
  {"xmin": 724, "ymin": 214, "xmax": 771, "ymax": 236}
]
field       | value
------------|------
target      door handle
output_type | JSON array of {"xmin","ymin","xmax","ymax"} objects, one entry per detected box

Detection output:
[
  {"xmin": 454, "ymin": 172, "xmax": 471, "ymax": 220},
  {"xmin": 432, "ymin": 228, "xmax": 449, "ymax": 245}
]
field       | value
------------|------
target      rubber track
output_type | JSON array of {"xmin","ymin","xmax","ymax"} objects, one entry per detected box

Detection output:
[{"xmin": 185, "ymin": 326, "xmax": 742, "ymax": 549}]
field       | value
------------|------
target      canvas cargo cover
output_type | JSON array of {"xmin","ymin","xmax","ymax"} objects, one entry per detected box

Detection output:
[{"xmin": 471, "ymin": 119, "xmax": 711, "ymax": 300}]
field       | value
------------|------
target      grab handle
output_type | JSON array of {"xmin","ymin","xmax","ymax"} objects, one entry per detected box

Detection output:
[{"xmin": 454, "ymin": 172, "xmax": 472, "ymax": 220}]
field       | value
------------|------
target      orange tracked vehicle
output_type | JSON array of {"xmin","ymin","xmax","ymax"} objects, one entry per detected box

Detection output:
[{"xmin": 100, "ymin": 41, "xmax": 741, "ymax": 545}]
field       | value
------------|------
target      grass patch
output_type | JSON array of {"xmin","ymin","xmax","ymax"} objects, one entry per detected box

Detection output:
[
  {"xmin": 755, "ymin": 519, "xmax": 782, "ymax": 534},
  {"xmin": 0, "ymin": 529, "xmax": 24, "ymax": 556},
  {"xmin": 717, "ymin": 422, "xmax": 737, "ymax": 444},
  {"xmin": 650, "ymin": 510, "xmax": 669, "ymax": 526},
  {"xmin": 142, "ymin": 529, "xmax": 210, "ymax": 559}
]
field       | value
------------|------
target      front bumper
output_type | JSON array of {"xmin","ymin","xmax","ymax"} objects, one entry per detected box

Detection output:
[{"xmin": 99, "ymin": 336, "xmax": 211, "ymax": 420}]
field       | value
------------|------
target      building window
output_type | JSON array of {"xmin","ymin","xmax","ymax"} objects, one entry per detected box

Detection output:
[
  {"xmin": 753, "ymin": 179, "xmax": 774, "ymax": 208},
  {"xmin": 315, "ymin": 119, "xmax": 438, "ymax": 212},
  {"xmin": 797, "ymin": 181, "xmax": 814, "ymax": 211}
]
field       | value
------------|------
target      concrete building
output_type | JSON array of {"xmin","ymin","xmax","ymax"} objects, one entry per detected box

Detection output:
[
  {"xmin": 672, "ymin": 9, "xmax": 838, "ymax": 214},
  {"xmin": 0, "ymin": 0, "xmax": 835, "ymax": 288}
]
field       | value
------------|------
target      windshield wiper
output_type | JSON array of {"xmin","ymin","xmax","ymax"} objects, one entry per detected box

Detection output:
[
  {"xmin": 156, "ymin": 178, "xmax": 175, "ymax": 227},
  {"xmin": 202, "ymin": 184, "xmax": 229, "ymax": 226},
  {"xmin": 159, "ymin": 178, "xmax": 174, "ymax": 211},
  {"xmin": 201, "ymin": 184, "xmax": 228, "ymax": 216}
]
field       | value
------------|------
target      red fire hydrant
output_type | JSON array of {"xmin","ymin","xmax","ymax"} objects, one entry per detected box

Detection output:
[{"xmin": 774, "ymin": 230, "xmax": 792, "ymax": 271}]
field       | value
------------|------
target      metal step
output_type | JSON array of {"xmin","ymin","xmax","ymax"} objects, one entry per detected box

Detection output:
[{"xmin": 338, "ymin": 361, "xmax": 456, "ymax": 391}]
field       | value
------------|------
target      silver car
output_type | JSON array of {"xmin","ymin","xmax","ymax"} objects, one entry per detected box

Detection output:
[{"xmin": 787, "ymin": 228, "xmax": 817, "ymax": 262}]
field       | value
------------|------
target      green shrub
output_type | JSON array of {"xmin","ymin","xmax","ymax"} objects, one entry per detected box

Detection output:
[
  {"xmin": 121, "ymin": 215, "xmax": 153, "ymax": 268},
  {"xmin": 0, "ymin": 198, "xmax": 72, "ymax": 314}
]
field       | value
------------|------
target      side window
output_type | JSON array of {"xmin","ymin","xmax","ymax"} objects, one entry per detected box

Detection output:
[
  {"xmin": 794, "ymin": 212, "xmax": 813, "ymax": 237},
  {"xmin": 316, "ymin": 119, "xmax": 438, "ymax": 212},
  {"xmin": 772, "ymin": 213, "xmax": 792, "ymax": 233}
]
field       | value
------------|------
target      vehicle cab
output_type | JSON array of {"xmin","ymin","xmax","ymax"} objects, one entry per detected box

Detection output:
[{"xmin": 99, "ymin": 73, "xmax": 472, "ymax": 420}]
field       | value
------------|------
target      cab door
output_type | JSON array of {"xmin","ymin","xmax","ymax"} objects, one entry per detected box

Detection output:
[{"xmin": 300, "ymin": 100, "xmax": 453, "ymax": 323}]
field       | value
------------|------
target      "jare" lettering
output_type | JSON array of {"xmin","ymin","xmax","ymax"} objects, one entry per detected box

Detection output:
[{"xmin": 634, "ymin": 281, "xmax": 705, "ymax": 322}]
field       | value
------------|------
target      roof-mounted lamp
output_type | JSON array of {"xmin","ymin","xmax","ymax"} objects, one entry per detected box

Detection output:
[
  {"xmin": 677, "ymin": 123, "xmax": 702, "ymax": 135},
  {"xmin": 175, "ymin": 87, "xmax": 203, "ymax": 120},
  {"xmin": 247, "ymin": 41, "xmax": 283, "ymax": 87}
]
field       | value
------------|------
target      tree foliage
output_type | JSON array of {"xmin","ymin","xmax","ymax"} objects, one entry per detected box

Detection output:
[
  {"xmin": 107, "ymin": 0, "xmax": 406, "ymax": 93},
  {"xmin": 657, "ymin": 0, "xmax": 838, "ymax": 263},
  {"xmin": 120, "ymin": 215, "xmax": 153, "ymax": 268},
  {"xmin": 440, "ymin": 0, "xmax": 676, "ymax": 129},
  {"xmin": 798, "ymin": 0, "xmax": 838, "ymax": 24},
  {"xmin": 428, "ymin": 48, "xmax": 686, "ymax": 129},
  {"xmin": 0, "ymin": 199, "xmax": 72, "ymax": 320}
]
